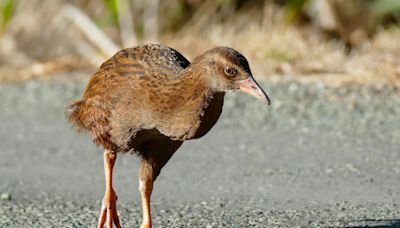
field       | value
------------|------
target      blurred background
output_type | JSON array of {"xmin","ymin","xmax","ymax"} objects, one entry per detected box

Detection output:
[
  {"xmin": 1, "ymin": 1, "xmax": 400, "ymax": 227},
  {"xmin": 0, "ymin": 0, "xmax": 399, "ymax": 84}
]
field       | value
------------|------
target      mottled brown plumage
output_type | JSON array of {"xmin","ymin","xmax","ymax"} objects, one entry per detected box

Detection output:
[{"xmin": 66, "ymin": 44, "xmax": 269, "ymax": 228}]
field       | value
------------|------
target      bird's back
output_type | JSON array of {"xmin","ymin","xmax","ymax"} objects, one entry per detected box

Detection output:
[
  {"xmin": 66, "ymin": 44, "xmax": 192, "ymax": 150},
  {"xmin": 84, "ymin": 44, "xmax": 190, "ymax": 101}
]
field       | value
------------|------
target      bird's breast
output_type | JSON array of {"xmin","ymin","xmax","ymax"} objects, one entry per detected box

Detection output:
[{"xmin": 155, "ymin": 92, "xmax": 225, "ymax": 140}]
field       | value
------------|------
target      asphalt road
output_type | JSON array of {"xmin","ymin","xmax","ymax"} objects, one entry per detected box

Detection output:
[{"xmin": 0, "ymin": 78, "xmax": 399, "ymax": 227}]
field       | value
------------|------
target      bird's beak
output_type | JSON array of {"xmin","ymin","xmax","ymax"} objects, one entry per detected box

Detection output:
[{"xmin": 237, "ymin": 76, "xmax": 271, "ymax": 105}]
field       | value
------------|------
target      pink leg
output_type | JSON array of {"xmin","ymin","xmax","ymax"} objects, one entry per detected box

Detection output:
[
  {"xmin": 97, "ymin": 150, "xmax": 122, "ymax": 228},
  {"xmin": 139, "ymin": 161, "xmax": 154, "ymax": 228}
]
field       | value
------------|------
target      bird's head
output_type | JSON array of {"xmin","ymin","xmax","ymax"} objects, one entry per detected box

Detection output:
[{"xmin": 194, "ymin": 47, "xmax": 270, "ymax": 105}]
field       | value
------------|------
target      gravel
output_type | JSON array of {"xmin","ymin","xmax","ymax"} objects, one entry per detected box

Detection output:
[
  {"xmin": 0, "ymin": 78, "xmax": 399, "ymax": 227},
  {"xmin": 2, "ymin": 196, "xmax": 400, "ymax": 227}
]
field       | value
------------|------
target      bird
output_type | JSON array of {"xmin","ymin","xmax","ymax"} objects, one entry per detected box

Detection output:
[{"xmin": 66, "ymin": 43, "xmax": 270, "ymax": 228}]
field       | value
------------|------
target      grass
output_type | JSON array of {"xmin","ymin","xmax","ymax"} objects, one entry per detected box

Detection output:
[
  {"xmin": 265, "ymin": 49, "xmax": 295, "ymax": 62},
  {"xmin": 0, "ymin": 1, "xmax": 399, "ymax": 87},
  {"xmin": 0, "ymin": 0, "xmax": 13, "ymax": 34},
  {"xmin": 163, "ymin": 13, "xmax": 400, "ymax": 87}
]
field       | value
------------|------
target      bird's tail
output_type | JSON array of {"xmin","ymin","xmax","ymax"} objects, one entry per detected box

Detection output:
[{"xmin": 65, "ymin": 100, "xmax": 86, "ymax": 132}]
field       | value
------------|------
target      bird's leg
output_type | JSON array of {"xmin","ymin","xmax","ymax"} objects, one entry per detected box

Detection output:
[
  {"xmin": 137, "ymin": 141, "xmax": 182, "ymax": 228},
  {"xmin": 98, "ymin": 150, "xmax": 122, "ymax": 228},
  {"xmin": 139, "ymin": 161, "xmax": 155, "ymax": 228}
]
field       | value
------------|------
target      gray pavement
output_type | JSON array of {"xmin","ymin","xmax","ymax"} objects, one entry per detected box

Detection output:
[{"xmin": 0, "ymin": 78, "xmax": 399, "ymax": 227}]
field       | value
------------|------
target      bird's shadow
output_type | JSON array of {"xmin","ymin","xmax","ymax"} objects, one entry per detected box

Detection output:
[{"xmin": 341, "ymin": 219, "xmax": 400, "ymax": 228}]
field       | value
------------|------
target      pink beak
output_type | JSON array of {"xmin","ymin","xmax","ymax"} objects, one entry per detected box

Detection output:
[{"xmin": 237, "ymin": 76, "xmax": 271, "ymax": 105}]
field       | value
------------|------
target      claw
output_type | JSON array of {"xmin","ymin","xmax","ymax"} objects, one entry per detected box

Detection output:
[
  {"xmin": 97, "ymin": 195, "xmax": 121, "ymax": 228},
  {"xmin": 98, "ymin": 204, "xmax": 107, "ymax": 228}
]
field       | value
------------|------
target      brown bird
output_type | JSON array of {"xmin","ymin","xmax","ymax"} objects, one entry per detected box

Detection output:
[{"xmin": 66, "ymin": 44, "xmax": 270, "ymax": 228}]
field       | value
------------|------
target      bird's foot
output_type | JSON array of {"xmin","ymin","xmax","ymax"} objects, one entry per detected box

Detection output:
[{"xmin": 97, "ymin": 190, "xmax": 122, "ymax": 228}]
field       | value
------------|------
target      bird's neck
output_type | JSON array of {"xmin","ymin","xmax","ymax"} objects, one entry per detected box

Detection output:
[
  {"xmin": 179, "ymin": 62, "xmax": 224, "ymax": 113},
  {"xmin": 164, "ymin": 64, "xmax": 224, "ymax": 140},
  {"xmin": 177, "ymin": 63, "xmax": 214, "ymax": 104}
]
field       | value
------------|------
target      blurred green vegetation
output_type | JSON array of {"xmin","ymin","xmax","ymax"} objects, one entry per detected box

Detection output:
[
  {"xmin": 282, "ymin": 0, "xmax": 308, "ymax": 22},
  {"xmin": 102, "ymin": 0, "xmax": 119, "ymax": 24},
  {"xmin": 265, "ymin": 49, "xmax": 295, "ymax": 62},
  {"xmin": 373, "ymin": 0, "xmax": 400, "ymax": 16},
  {"xmin": 2, "ymin": 0, "xmax": 398, "ymax": 42},
  {"xmin": 0, "ymin": 0, "xmax": 13, "ymax": 34},
  {"xmin": 0, "ymin": 0, "xmax": 398, "ymax": 84}
]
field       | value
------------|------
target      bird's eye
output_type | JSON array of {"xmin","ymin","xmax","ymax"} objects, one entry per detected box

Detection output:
[{"xmin": 224, "ymin": 67, "xmax": 237, "ymax": 77}]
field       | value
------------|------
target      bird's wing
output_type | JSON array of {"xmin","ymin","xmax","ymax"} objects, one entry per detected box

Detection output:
[{"xmin": 113, "ymin": 44, "xmax": 191, "ymax": 79}]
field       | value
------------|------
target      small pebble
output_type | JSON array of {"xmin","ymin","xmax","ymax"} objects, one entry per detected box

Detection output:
[{"xmin": 1, "ymin": 193, "xmax": 12, "ymax": 201}]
